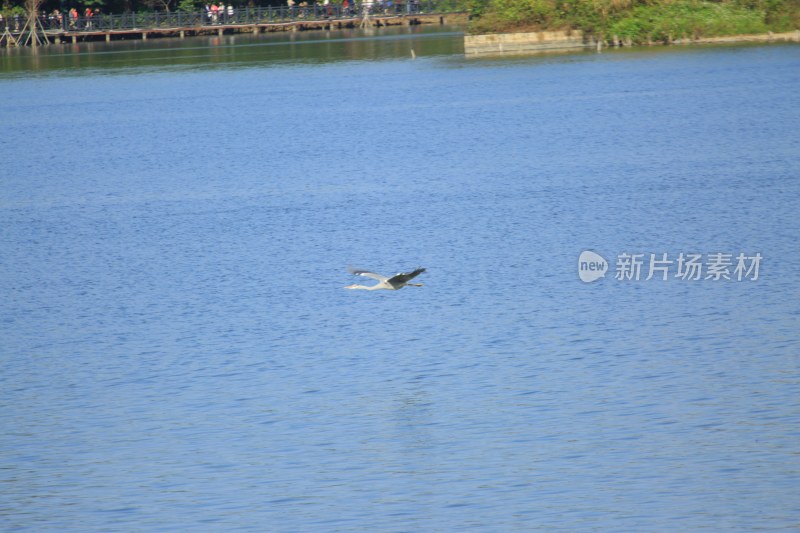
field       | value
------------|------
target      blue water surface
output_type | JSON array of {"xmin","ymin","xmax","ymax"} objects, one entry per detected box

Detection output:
[{"xmin": 1, "ymin": 32, "xmax": 799, "ymax": 531}]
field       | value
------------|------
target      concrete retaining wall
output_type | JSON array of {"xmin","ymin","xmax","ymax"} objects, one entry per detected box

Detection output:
[
  {"xmin": 464, "ymin": 30, "xmax": 590, "ymax": 57},
  {"xmin": 465, "ymin": 29, "xmax": 800, "ymax": 57}
]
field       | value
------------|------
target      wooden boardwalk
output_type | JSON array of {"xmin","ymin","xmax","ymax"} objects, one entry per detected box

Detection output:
[
  {"xmin": 1, "ymin": 5, "xmax": 468, "ymax": 47},
  {"xmin": 54, "ymin": 15, "xmax": 464, "ymax": 44}
]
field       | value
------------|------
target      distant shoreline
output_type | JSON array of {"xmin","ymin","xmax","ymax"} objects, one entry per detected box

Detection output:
[
  {"xmin": 670, "ymin": 30, "xmax": 800, "ymax": 45},
  {"xmin": 467, "ymin": 0, "xmax": 799, "ymax": 55}
]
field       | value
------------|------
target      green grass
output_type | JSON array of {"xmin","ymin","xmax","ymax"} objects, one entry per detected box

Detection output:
[
  {"xmin": 609, "ymin": 1, "xmax": 768, "ymax": 42},
  {"xmin": 469, "ymin": 0, "xmax": 800, "ymax": 41}
]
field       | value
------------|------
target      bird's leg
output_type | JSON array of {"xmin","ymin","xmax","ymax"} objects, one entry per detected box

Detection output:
[{"xmin": 407, "ymin": 283, "xmax": 424, "ymax": 287}]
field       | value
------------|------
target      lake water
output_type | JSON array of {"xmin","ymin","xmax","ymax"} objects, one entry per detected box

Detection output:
[{"xmin": 1, "ymin": 27, "xmax": 799, "ymax": 531}]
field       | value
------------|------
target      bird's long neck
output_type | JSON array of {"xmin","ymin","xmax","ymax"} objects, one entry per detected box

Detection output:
[{"xmin": 347, "ymin": 284, "xmax": 385, "ymax": 290}]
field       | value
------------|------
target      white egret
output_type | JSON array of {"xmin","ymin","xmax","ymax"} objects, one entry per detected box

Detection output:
[{"xmin": 345, "ymin": 266, "xmax": 426, "ymax": 290}]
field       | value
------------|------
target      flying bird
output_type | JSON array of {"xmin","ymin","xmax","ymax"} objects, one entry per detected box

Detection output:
[{"xmin": 345, "ymin": 266, "xmax": 426, "ymax": 291}]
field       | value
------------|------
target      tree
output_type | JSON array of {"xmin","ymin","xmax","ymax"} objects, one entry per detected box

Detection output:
[
  {"xmin": 177, "ymin": 0, "xmax": 199, "ymax": 11},
  {"xmin": 21, "ymin": 0, "xmax": 46, "ymax": 47},
  {"xmin": 141, "ymin": 0, "xmax": 175, "ymax": 11}
]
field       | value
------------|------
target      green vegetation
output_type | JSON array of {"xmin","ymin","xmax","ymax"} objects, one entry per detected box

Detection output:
[{"xmin": 469, "ymin": 0, "xmax": 800, "ymax": 42}]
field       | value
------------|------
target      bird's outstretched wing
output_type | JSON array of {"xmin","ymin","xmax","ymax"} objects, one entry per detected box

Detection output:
[
  {"xmin": 348, "ymin": 266, "xmax": 388, "ymax": 283},
  {"xmin": 387, "ymin": 268, "xmax": 426, "ymax": 288}
]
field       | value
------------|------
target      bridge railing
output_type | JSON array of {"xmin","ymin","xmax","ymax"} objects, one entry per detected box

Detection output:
[{"xmin": 25, "ymin": 1, "xmax": 464, "ymax": 34}]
